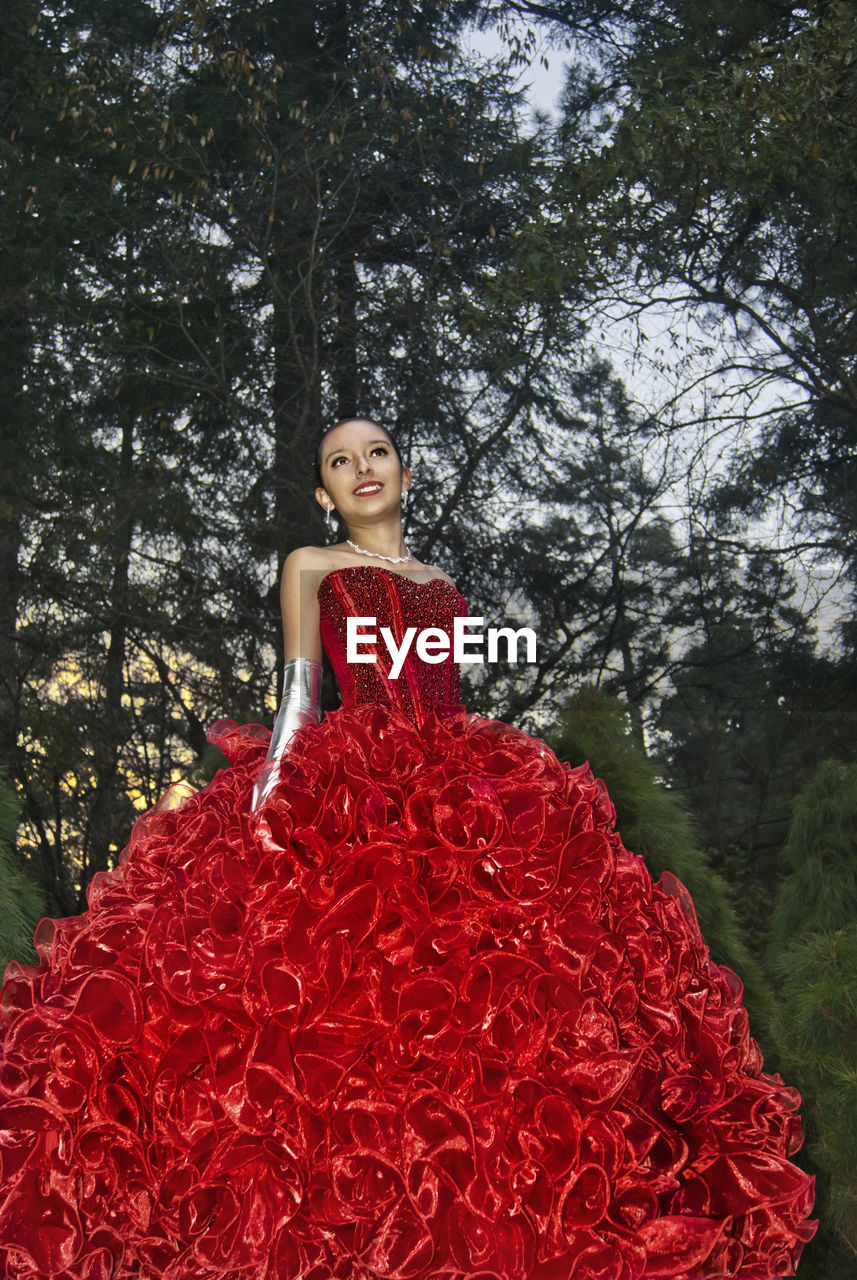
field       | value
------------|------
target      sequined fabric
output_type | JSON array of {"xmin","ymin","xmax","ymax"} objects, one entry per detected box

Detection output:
[
  {"xmin": 0, "ymin": 567, "xmax": 816, "ymax": 1279},
  {"xmin": 318, "ymin": 565, "xmax": 467, "ymax": 724}
]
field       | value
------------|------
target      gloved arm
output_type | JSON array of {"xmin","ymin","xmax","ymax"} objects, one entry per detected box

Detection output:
[{"xmin": 250, "ymin": 656, "xmax": 322, "ymax": 811}]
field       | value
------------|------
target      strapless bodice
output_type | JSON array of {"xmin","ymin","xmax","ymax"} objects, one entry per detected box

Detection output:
[{"xmin": 317, "ymin": 565, "xmax": 469, "ymax": 724}]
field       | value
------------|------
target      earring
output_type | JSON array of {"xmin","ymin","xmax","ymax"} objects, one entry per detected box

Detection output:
[
  {"xmin": 401, "ymin": 490, "xmax": 409, "ymax": 507},
  {"xmin": 325, "ymin": 503, "xmax": 333, "ymax": 530}
]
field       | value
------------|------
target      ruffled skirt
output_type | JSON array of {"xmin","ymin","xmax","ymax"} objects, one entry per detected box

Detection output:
[{"xmin": 0, "ymin": 704, "xmax": 815, "ymax": 1279}]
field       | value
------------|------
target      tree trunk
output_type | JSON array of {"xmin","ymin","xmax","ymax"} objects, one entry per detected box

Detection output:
[
  {"xmin": 333, "ymin": 251, "xmax": 360, "ymax": 418},
  {"xmin": 84, "ymin": 410, "xmax": 135, "ymax": 894},
  {"xmin": 0, "ymin": 290, "xmax": 26, "ymax": 789},
  {"xmin": 268, "ymin": 4, "xmax": 328, "ymax": 583}
]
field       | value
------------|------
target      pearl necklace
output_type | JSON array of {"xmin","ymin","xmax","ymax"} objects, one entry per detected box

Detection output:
[{"xmin": 346, "ymin": 539, "xmax": 413, "ymax": 564}]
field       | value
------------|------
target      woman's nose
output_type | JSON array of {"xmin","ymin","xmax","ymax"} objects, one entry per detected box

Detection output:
[{"xmin": 355, "ymin": 454, "xmax": 373, "ymax": 474}]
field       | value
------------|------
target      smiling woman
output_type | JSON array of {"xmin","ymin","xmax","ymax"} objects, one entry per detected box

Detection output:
[
  {"xmin": 0, "ymin": 417, "xmax": 816, "ymax": 1280},
  {"xmin": 312, "ymin": 415, "xmax": 411, "ymax": 530}
]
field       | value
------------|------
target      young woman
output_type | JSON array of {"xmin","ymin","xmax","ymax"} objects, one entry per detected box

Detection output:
[{"xmin": 0, "ymin": 418, "xmax": 816, "ymax": 1279}]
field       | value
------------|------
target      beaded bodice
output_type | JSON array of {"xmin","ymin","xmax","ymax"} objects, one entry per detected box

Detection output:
[{"xmin": 317, "ymin": 565, "xmax": 468, "ymax": 724}]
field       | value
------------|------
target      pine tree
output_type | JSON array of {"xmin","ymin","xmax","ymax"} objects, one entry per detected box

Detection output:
[
  {"xmin": 655, "ymin": 544, "xmax": 834, "ymax": 940},
  {"xmin": 545, "ymin": 686, "xmax": 777, "ymax": 1049},
  {"xmin": 768, "ymin": 760, "xmax": 857, "ymax": 954},
  {"xmin": 767, "ymin": 760, "xmax": 857, "ymax": 1265},
  {"xmin": 0, "ymin": 772, "xmax": 44, "ymax": 972}
]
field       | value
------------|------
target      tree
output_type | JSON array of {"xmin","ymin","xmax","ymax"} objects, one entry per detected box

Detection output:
[
  {"xmin": 483, "ymin": 0, "xmax": 857, "ymax": 611},
  {"xmin": 768, "ymin": 760, "xmax": 857, "ymax": 1266},
  {"xmin": 545, "ymin": 685, "xmax": 777, "ymax": 1045},
  {"xmin": 768, "ymin": 760, "xmax": 857, "ymax": 957},
  {"xmin": 0, "ymin": 773, "xmax": 43, "ymax": 972},
  {"xmin": 3, "ymin": 0, "xmax": 264, "ymax": 911},
  {"xmin": 5, "ymin": 0, "xmax": 592, "ymax": 912},
  {"xmin": 511, "ymin": 0, "xmax": 857, "ymax": 414},
  {"xmin": 655, "ymin": 542, "xmax": 839, "ymax": 940},
  {"xmin": 457, "ymin": 358, "xmax": 693, "ymax": 731},
  {"xmin": 719, "ymin": 395, "xmax": 857, "ymax": 581}
]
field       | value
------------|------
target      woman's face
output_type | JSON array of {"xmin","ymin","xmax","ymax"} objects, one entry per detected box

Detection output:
[{"xmin": 315, "ymin": 419, "xmax": 410, "ymax": 524}]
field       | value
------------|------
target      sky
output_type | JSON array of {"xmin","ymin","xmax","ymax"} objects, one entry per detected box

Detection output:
[{"xmin": 464, "ymin": 19, "xmax": 570, "ymax": 120}]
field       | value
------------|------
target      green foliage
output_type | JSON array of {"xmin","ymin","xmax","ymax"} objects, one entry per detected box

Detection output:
[
  {"xmin": 656, "ymin": 602, "xmax": 842, "ymax": 942},
  {"xmin": 539, "ymin": 0, "xmax": 857, "ymax": 637},
  {"xmin": 463, "ymin": 358, "xmax": 695, "ymax": 726},
  {"xmin": 545, "ymin": 686, "xmax": 777, "ymax": 1049},
  {"xmin": 0, "ymin": 775, "xmax": 44, "ymax": 972},
  {"xmin": 772, "ymin": 924, "xmax": 857, "ymax": 1259},
  {"xmin": 5, "ymin": 0, "xmax": 584, "ymax": 910},
  {"xmin": 765, "ymin": 759, "xmax": 857, "ymax": 1263},
  {"xmin": 768, "ymin": 760, "xmax": 857, "ymax": 957},
  {"xmin": 552, "ymin": 0, "xmax": 857, "ymax": 419}
]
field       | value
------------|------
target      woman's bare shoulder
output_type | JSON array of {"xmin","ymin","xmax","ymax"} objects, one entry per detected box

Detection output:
[
  {"xmin": 284, "ymin": 545, "xmax": 331, "ymax": 567},
  {"xmin": 279, "ymin": 547, "xmax": 334, "ymax": 605},
  {"xmin": 422, "ymin": 562, "xmax": 457, "ymax": 589},
  {"xmin": 282, "ymin": 545, "xmax": 340, "ymax": 578}
]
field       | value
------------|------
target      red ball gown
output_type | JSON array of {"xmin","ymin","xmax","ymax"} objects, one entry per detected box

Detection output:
[{"xmin": 0, "ymin": 565, "xmax": 816, "ymax": 1279}]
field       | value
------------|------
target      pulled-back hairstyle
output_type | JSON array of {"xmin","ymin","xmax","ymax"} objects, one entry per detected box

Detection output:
[{"xmin": 313, "ymin": 418, "xmax": 403, "ymax": 488}]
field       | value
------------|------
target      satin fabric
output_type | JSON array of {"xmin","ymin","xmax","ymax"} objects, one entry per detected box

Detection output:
[{"xmin": 0, "ymin": 566, "xmax": 815, "ymax": 1279}]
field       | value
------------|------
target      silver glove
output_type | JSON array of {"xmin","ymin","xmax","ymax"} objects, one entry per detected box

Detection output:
[{"xmin": 250, "ymin": 657, "xmax": 322, "ymax": 811}]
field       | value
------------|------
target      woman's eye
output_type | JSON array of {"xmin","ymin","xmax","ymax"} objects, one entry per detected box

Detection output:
[
  {"xmin": 331, "ymin": 456, "xmax": 346, "ymax": 466},
  {"xmin": 371, "ymin": 446, "xmax": 388, "ymax": 456}
]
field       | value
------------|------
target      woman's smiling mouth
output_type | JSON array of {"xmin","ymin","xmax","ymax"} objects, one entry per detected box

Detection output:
[{"xmin": 353, "ymin": 482, "xmax": 383, "ymax": 496}]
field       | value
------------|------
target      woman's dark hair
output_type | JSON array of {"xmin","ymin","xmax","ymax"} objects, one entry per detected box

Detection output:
[{"xmin": 313, "ymin": 418, "xmax": 403, "ymax": 488}]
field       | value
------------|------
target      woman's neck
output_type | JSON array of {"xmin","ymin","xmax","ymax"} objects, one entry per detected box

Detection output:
[{"xmin": 343, "ymin": 522, "xmax": 408, "ymax": 560}]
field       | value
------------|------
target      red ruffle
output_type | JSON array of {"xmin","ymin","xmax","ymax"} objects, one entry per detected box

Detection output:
[{"xmin": 0, "ymin": 706, "xmax": 815, "ymax": 1279}]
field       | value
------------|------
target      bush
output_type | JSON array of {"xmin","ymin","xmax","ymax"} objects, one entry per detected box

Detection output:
[{"xmin": 0, "ymin": 773, "xmax": 45, "ymax": 973}]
